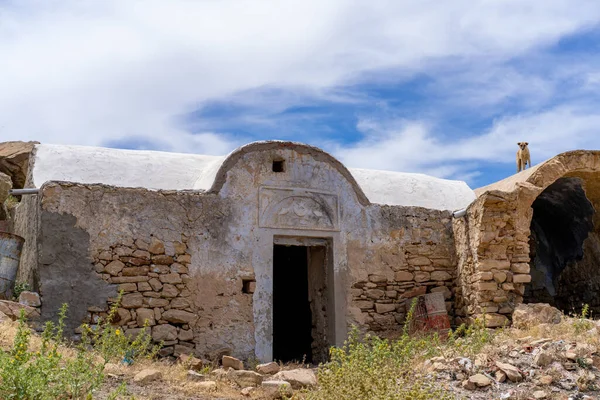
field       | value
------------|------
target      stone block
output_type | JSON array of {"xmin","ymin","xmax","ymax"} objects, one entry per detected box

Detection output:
[
  {"xmin": 511, "ymin": 263, "xmax": 530, "ymax": 274},
  {"xmin": 366, "ymin": 289, "xmax": 384, "ymax": 299},
  {"xmin": 177, "ymin": 254, "xmax": 192, "ymax": 263},
  {"xmin": 408, "ymin": 256, "xmax": 431, "ymax": 266},
  {"xmin": 136, "ymin": 308, "xmax": 156, "ymax": 326},
  {"xmin": 414, "ymin": 271, "xmax": 430, "ymax": 282},
  {"xmin": 160, "ymin": 273, "xmax": 183, "ymax": 284},
  {"xmin": 223, "ymin": 355, "xmax": 244, "ymax": 370},
  {"xmin": 477, "ymin": 282, "xmax": 497, "ymax": 291},
  {"xmin": 133, "ymin": 369, "xmax": 162, "ymax": 385},
  {"xmin": 401, "ymin": 286, "xmax": 426, "ymax": 299},
  {"xmin": 122, "ymin": 266, "xmax": 149, "ymax": 276},
  {"xmin": 111, "ymin": 276, "xmax": 150, "ymax": 283},
  {"xmin": 132, "ymin": 249, "xmax": 151, "ymax": 259},
  {"xmin": 171, "ymin": 298, "xmax": 190, "ymax": 309},
  {"xmin": 257, "ymin": 362, "xmax": 280, "ymax": 375},
  {"xmin": 493, "ymin": 272, "xmax": 507, "ymax": 283},
  {"xmin": 431, "ymin": 271, "xmax": 452, "ymax": 281},
  {"xmin": 395, "ymin": 271, "xmax": 414, "ymax": 281},
  {"xmin": 375, "ymin": 303, "xmax": 396, "ymax": 314},
  {"xmin": 115, "ymin": 308, "xmax": 131, "ymax": 325},
  {"xmin": 161, "ymin": 284, "xmax": 179, "ymax": 298},
  {"xmin": 479, "ymin": 259, "xmax": 510, "ymax": 271},
  {"xmin": 178, "ymin": 328, "xmax": 194, "ymax": 341},
  {"xmin": 512, "ymin": 274, "xmax": 531, "ymax": 283},
  {"xmin": 162, "ymin": 309, "xmax": 197, "ymax": 324},
  {"xmin": 148, "ymin": 277, "xmax": 163, "ymax": 291},
  {"xmin": 229, "ymin": 370, "xmax": 263, "ymax": 387},
  {"xmin": 170, "ymin": 263, "xmax": 189, "ymax": 274},
  {"xmin": 152, "ymin": 324, "xmax": 178, "ymax": 341},
  {"xmin": 121, "ymin": 293, "xmax": 144, "ymax": 309},
  {"xmin": 173, "ymin": 241, "xmax": 187, "ymax": 254},
  {"xmin": 152, "ymin": 255, "xmax": 174, "ymax": 265},
  {"xmin": 105, "ymin": 260, "xmax": 125, "ymax": 276},
  {"xmin": 273, "ymin": 369, "xmax": 317, "ymax": 389},
  {"xmin": 18, "ymin": 291, "xmax": 41, "ymax": 307},
  {"xmin": 355, "ymin": 301, "xmax": 374, "ymax": 310},
  {"xmin": 148, "ymin": 238, "xmax": 165, "ymax": 255},
  {"xmin": 118, "ymin": 283, "xmax": 138, "ymax": 292}
]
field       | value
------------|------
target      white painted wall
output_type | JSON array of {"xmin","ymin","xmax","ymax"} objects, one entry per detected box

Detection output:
[
  {"xmin": 32, "ymin": 144, "xmax": 223, "ymax": 191},
  {"xmin": 31, "ymin": 143, "xmax": 476, "ymax": 211}
]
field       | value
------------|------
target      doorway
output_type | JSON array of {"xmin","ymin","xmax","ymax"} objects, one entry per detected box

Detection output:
[
  {"xmin": 272, "ymin": 239, "xmax": 332, "ymax": 364},
  {"xmin": 524, "ymin": 176, "xmax": 598, "ymax": 314}
]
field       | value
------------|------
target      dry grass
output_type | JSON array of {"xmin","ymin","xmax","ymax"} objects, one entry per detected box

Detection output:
[{"xmin": 3, "ymin": 309, "xmax": 600, "ymax": 400}]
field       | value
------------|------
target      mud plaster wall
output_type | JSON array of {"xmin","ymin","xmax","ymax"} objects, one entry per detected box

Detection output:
[{"xmin": 31, "ymin": 146, "xmax": 461, "ymax": 362}]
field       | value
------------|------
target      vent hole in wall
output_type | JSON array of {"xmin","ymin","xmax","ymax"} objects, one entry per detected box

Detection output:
[
  {"xmin": 272, "ymin": 160, "xmax": 285, "ymax": 172},
  {"xmin": 242, "ymin": 279, "xmax": 256, "ymax": 294}
]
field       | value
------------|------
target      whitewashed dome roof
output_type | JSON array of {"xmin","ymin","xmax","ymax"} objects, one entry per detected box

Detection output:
[{"xmin": 30, "ymin": 141, "xmax": 475, "ymax": 211}]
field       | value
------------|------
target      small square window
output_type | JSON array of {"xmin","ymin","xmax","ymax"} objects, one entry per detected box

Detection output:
[
  {"xmin": 272, "ymin": 160, "xmax": 285, "ymax": 172},
  {"xmin": 242, "ymin": 278, "xmax": 256, "ymax": 294}
]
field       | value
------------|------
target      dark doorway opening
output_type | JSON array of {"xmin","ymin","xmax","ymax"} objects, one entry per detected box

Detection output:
[
  {"xmin": 273, "ymin": 241, "xmax": 331, "ymax": 364},
  {"xmin": 525, "ymin": 176, "xmax": 598, "ymax": 314}
]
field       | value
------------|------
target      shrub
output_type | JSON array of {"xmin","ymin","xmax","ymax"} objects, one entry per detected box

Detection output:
[
  {"xmin": 0, "ymin": 292, "xmax": 158, "ymax": 399},
  {"xmin": 0, "ymin": 305, "xmax": 104, "ymax": 399},
  {"xmin": 81, "ymin": 291, "xmax": 160, "ymax": 364},
  {"xmin": 573, "ymin": 304, "xmax": 593, "ymax": 334},
  {"xmin": 304, "ymin": 300, "xmax": 493, "ymax": 400},
  {"xmin": 12, "ymin": 282, "xmax": 30, "ymax": 300}
]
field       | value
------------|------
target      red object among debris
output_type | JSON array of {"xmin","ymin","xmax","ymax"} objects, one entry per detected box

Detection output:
[{"xmin": 409, "ymin": 292, "xmax": 451, "ymax": 336}]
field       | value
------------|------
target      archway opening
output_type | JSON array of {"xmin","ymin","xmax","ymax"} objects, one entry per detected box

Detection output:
[{"xmin": 524, "ymin": 176, "xmax": 600, "ymax": 314}]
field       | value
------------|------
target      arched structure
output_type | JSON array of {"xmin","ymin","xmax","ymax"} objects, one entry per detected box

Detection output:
[{"xmin": 455, "ymin": 151, "xmax": 600, "ymax": 326}]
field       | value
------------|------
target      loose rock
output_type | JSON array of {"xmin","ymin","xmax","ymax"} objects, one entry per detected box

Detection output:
[
  {"xmin": 228, "ymin": 370, "xmax": 263, "ymax": 387},
  {"xmin": 512, "ymin": 303, "xmax": 562, "ymax": 328},
  {"xmin": 495, "ymin": 361, "xmax": 522, "ymax": 382},
  {"xmin": 222, "ymin": 355, "xmax": 244, "ymax": 370},
  {"xmin": 18, "ymin": 291, "xmax": 41, "ymax": 307},
  {"xmin": 468, "ymin": 373, "xmax": 492, "ymax": 388},
  {"xmin": 273, "ymin": 369, "xmax": 317, "ymax": 389},
  {"xmin": 257, "ymin": 362, "xmax": 280, "ymax": 375},
  {"xmin": 133, "ymin": 369, "xmax": 162, "ymax": 385}
]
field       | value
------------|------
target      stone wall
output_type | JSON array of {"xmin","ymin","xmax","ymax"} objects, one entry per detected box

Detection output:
[
  {"xmin": 19, "ymin": 143, "xmax": 485, "ymax": 361},
  {"xmin": 453, "ymin": 191, "xmax": 532, "ymax": 327},
  {"xmin": 36, "ymin": 182, "xmax": 256, "ymax": 360},
  {"xmin": 88, "ymin": 237, "xmax": 202, "ymax": 357},
  {"xmin": 457, "ymin": 151, "xmax": 600, "ymax": 326},
  {"xmin": 347, "ymin": 206, "xmax": 456, "ymax": 336}
]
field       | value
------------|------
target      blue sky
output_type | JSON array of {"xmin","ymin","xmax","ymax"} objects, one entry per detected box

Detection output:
[{"xmin": 2, "ymin": 1, "xmax": 600, "ymax": 188}]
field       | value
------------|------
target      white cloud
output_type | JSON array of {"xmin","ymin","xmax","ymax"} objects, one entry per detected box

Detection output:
[
  {"xmin": 1, "ymin": 0, "xmax": 600, "ymax": 154},
  {"xmin": 332, "ymin": 106, "xmax": 600, "ymax": 184}
]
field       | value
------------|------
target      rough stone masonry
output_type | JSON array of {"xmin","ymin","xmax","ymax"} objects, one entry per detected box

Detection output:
[{"xmin": 2, "ymin": 141, "xmax": 600, "ymax": 363}]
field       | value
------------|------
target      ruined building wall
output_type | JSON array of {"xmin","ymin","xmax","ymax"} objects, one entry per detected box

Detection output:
[
  {"xmin": 37, "ymin": 182, "xmax": 254, "ymax": 359},
  {"xmin": 25, "ymin": 144, "xmax": 464, "ymax": 362},
  {"xmin": 346, "ymin": 205, "xmax": 457, "ymax": 336},
  {"xmin": 459, "ymin": 151, "xmax": 600, "ymax": 325}
]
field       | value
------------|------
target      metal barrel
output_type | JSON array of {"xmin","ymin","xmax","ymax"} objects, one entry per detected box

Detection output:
[{"xmin": 0, "ymin": 232, "xmax": 25, "ymax": 299}]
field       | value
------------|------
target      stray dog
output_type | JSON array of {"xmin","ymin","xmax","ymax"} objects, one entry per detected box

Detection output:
[{"xmin": 516, "ymin": 142, "xmax": 531, "ymax": 172}]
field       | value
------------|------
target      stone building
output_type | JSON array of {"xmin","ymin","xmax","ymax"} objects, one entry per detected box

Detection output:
[{"xmin": 1, "ymin": 141, "xmax": 599, "ymax": 363}]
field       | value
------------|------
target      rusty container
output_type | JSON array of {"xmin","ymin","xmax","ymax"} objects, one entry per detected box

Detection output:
[
  {"xmin": 409, "ymin": 292, "xmax": 451, "ymax": 336},
  {"xmin": 0, "ymin": 232, "xmax": 25, "ymax": 299}
]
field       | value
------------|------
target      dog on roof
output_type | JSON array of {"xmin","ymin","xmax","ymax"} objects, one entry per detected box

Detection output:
[{"xmin": 516, "ymin": 142, "xmax": 531, "ymax": 172}]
